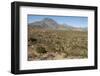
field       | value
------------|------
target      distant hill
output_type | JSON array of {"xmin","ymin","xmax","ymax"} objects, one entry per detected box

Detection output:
[
  {"xmin": 28, "ymin": 18, "xmax": 87, "ymax": 31},
  {"xmin": 29, "ymin": 18, "xmax": 59, "ymax": 29}
]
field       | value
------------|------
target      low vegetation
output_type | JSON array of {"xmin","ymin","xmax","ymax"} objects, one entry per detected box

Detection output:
[{"xmin": 28, "ymin": 28, "xmax": 88, "ymax": 61}]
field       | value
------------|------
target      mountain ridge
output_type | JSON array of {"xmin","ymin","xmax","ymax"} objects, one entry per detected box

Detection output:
[{"xmin": 28, "ymin": 18, "xmax": 87, "ymax": 31}]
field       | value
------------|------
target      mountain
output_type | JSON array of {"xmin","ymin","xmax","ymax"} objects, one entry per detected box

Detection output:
[
  {"xmin": 28, "ymin": 18, "xmax": 87, "ymax": 31},
  {"xmin": 29, "ymin": 18, "xmax": 59, "ymax": 29}
]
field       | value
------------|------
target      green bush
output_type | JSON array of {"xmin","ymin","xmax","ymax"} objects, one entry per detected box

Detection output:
[{"xmin": 36, "ymin": 46, "xmax": 47, "ymax": 54}]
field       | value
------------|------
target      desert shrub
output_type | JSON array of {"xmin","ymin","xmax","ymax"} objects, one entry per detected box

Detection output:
[
  {"xmin": 28, "ymin": 29, "xmax": 88, "ymax": 60},
  {"xmin": 28, "ymin": 55, "xmax": 33, "ymax": 61},
  {"xmin": 29, "ymin": 38, "xmax": 37, "ymax": 43},
  {"xmin": 36, "ymin": 46, "xmax": 47, "ymax": 54},
  {"xmin": 81, "ymin": 50, "xmax": 88, "ymax": 57}
]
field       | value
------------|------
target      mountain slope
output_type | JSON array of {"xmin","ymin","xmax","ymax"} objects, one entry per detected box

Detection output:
[
  {"xmin": 29, "ymin": 18, "xmax": 59, "ymax": 29},
  {"xmin": 28, "ymin": 18, "xmax": 87, "ymax": 31}
]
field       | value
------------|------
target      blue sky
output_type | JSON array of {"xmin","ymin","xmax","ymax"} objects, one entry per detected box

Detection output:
[{"xmin": 28, "ymin": 15, "xmax": 88, "ymax": 28}]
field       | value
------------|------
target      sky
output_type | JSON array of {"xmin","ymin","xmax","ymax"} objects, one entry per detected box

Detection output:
[{"xmin": 28, "ymin": 15, "xmax": 88, "ymax": 28}]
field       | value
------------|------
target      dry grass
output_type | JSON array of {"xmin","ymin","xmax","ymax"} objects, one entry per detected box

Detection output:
[{"xmin": 28, "ymin": 28, "xmax": 88, "ymax": 61}]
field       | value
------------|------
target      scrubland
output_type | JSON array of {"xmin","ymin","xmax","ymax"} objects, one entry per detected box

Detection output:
[{"xmin": 28, "ymin": 28, "xmax": 88, "ymax": 61}]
